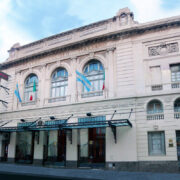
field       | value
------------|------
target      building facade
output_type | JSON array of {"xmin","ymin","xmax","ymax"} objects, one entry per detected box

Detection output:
[{"xmin": 0, "ymin": 8, "xmax": 180, "ymax": 172}]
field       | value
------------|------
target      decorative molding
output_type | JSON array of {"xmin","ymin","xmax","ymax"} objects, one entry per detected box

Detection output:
[
  {"xmin": 106, "ymin": 47, "xmax": 116, "ymax": 52},
  {"xmin": 47, "ymin": 35, "xmax": 72, "ymax": 46},
  {"xmin": 148, "ymin": 42, "xmax": 179, "ymax": 56},
  {"xmin": 80, "ymin": 24, "xmax": 107, "ymax": 37}
]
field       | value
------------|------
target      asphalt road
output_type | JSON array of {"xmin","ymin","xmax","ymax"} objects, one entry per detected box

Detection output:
[{"xmin": 0, "ymin": 163, "xmax": 180, "ymax": 180}]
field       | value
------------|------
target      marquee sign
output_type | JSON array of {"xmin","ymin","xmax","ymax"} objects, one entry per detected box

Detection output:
[{"xmin": 0, "ymin": 71, "xmax": 9, "ymax": 81}]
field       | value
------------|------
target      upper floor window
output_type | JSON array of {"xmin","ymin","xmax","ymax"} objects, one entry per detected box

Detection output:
[
  {"xmin": 24, "ymin": 74, "xmax": 38, "ymax": 102},
  {"xmin": 170, "ymin": 64, "xmax": 180, "ymax": 82},
  {"xmin": 83, "ymin": 60, "xmax": 104, "ymax": 93},
  {"xmin": 147, "ymin": 100, "xmax": 163, "ymax": 114},
  {"xmin": 51, "ymin": 68, "xmax": 68, "ymax": 98},
  {"xmin": 174, "ymin": 98, "xmax": 180, "ymax": 112}
]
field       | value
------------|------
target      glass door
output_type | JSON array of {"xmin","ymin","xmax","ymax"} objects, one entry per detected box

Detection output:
[
  {"xmin": 15, "ymin": 131, "xmax": 35, "ymax": 164},
  {"xmin": 43, "ymin": 130, "xmax": 66, "ymax": 166},
  {"xmin": 89, "ymin": 128, "xmax": 105, "ymax": 165},
  {"xmin": 78, "ymin": 128, "xmax": 105, "ymax": 168},
  {"xmin": 57, "ymin": 130, "xmax": 66, "ymax": 165},
  {"xmin": 78, "ymin": 129, "xmax": 89, "ymax": 167},
  {"xmin": 1, "ymin": 140, "xmax": 8, "ymax": 161}
]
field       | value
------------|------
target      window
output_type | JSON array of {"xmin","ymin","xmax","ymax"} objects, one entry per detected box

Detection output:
[
  {"xmin": 83, "ymin": 60, "xmax": 104, "ymax": 93},
  {"xmin": 174, "ymin": 98, "xmax": 180, "ymax": 112},
  {"xmin": 51, "ymin": 68, "xmax": 68, "ymax": 98},
  {"xmin": 170, "ymin": 64, "xmax": 180, "ymax": 82},
  {"xmin": 24, "ymin": 74, "xmax": 38, "ymax": 102},
  {"xmin": 147, "ymin": 100, "xmax": 163, "ymax": 114},
  {"xmin": 148, "ymin": 131, "xmax": 166, "ymax": 156}
]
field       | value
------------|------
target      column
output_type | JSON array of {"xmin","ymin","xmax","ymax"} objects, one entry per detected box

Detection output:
[
  {"xmin": 107, "ymin": 47, "xmax": 116, "ymax": 98},
  {"xmin": 69, "ymin": 57, "xmax": 78, "ymax": 103},
  {"xmin": 33, "ymin": 131, "xmax": 44, "ymax": 165},
  {"xmin": 8, "ymin": 132, "xmax": 16, "ymax": 163}
]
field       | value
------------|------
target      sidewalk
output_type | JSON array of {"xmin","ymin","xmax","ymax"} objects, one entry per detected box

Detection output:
[{"xmin": 0, "ymin": 163, "xmax": 180, "ymax": 180}]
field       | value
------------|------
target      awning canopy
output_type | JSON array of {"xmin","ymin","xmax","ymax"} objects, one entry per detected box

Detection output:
[
  {"xmin": 0, "ymin": 119, "xmax": 132, "ymax": 144},
  {"xmin": 0, "ymin": 119, "xmax": 132, "ymax": 131}
]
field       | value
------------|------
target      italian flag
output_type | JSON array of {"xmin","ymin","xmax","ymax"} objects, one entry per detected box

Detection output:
[
  {"xmin": 30, "ymin": 80, "xmax": 36, "ymax": 101},
  {"xmin": 102, "ymin": 71, "xmax": 105, "ymax": 90}
]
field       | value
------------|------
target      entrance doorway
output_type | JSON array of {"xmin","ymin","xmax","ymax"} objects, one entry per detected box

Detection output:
[
  {"xmin": 43, "ymin": 130, "xmax": 66, "ymax": 166},
  {"xmin": 176, "ymin": 131, "xmax": 180, "ymax": 167},
  {"xmin": 1, "ymin": 140, "xmax": 8, "ymax": 161},
  {"xmin": 78, "ymin": 128, "xmax": 105, "ymax": 168},
  {"xmin": 15, "ymin": 131, "xmax": 35, "ymax": 164}
]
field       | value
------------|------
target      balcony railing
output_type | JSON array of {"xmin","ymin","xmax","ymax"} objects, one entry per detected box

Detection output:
[
  {"xmin": 81, "ymin": 91, "xmax": 103, "ymax": 98},
  {"xmin": 48, "ymin": 96, "xmax": 66, "ymax": 103},
  {"xmin": 174, "ymin": 112, "xmax": 180, "ymax": 119},
  {"xmin": 147, "ymin": 114, "xmax": 164, "ymax": 120},
  {"xmin": 21, "ymin": 100, "xmax": 37, "ymax": 106},
  {"xmin": 151, "ymin": 84, "xmax": 163, "ymax": 91},
  {"xmin": 171, "ymin": 82, "xmax": 180, "ymax": 89}
]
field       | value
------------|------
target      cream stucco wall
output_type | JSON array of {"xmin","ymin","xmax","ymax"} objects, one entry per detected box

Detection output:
[{"xmin": 0, "ymin": 8, "xmax": 180, "ymax": 164}]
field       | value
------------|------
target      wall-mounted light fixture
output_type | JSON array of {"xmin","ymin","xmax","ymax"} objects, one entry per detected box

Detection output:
[
  {"xmin": 50, "ymin": 116, "xmax": 55, "ymax": 120},
  {"xmin": 86, "ymin": 113, "xmax": 92, "ymax": 117},
  {"xmin": 20, "ymin": 119, "xmax": 25, "ymax": 122}
]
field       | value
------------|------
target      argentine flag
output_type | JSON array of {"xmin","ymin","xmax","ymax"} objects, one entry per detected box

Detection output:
[
  {"xmin": 76, "ymin": 70, "xmax": 91, "ymax": 92},
  {"xmin": 14, "ymin": 83, "xmax": 22, "ymax": 103}
]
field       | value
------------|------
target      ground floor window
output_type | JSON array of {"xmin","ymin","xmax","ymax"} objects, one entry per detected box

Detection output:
[{"xmin": 148, "ymin": 131, "xmax": 166, "ymax": 156}]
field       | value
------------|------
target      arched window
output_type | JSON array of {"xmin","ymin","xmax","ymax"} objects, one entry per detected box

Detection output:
[
  {"xmin": 83, "ymin": 60, "xmax": 104, "ymax": 93},
  {"xmin": 174, "ymin": 98, "xmax": 180, "ymax": 112},
  {"xmin": 51, "ymin": 68, "xmax": 68, "ymax": 98},
  {"xmin": 147, "ymin": 100, "xmax": 163, "ymax": 114},
  {"xmin": 24, "ymin": 74, "xmax": 38, "ymax": 102}
]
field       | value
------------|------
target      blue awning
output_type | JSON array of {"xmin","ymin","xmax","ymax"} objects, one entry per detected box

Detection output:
[{"xmin": 0, "ymin": 119, "xmax": 132, "ymax": 132}]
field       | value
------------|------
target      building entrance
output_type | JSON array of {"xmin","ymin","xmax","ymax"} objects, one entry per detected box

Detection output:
[
  {"xmin": 78, "ymin": 128, "xmax": 105, "ymax": 168},
  {"xmin": 43, "ymin": 130, "xmax": 66, "ymax": 166},
  {"xmin": 176, "ymin": 131, "xmax": 180, "ymax": 167},
  {"xmin": 1, "ymin": 140, "xmax": 8, "ymax": 161},
  {"xmin": 15, "ymin": 131, "xmax": 35, "ymax": 164}
]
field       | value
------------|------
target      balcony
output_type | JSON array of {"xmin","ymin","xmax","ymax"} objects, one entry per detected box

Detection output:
[
  {"xmin": 21, "ymin": 100, "xmax": 37, "ymax": 106},
  {"xmin": 171, "ymin": 82, "xmax": 180, "ymax": 89},
  {"xmin": 81, "ymin": 91, "xmax": 103, "ymax": 98},
  {"xmin": 147, "ymin": 114, "xmax": 164, "ymax": 120},
  {"xmin": 174, "ymin": 107, "xmax": 180, "ymax": 119},
  {"xmin": 147, "ymin": 109, "xmax": 164, "ymax": 120},
  {"xmin": 151, "ymin": 84, "xmax": 163, "ymax": 91},
  {"xmin": 48, "ymin": 96, "xmax": 66, "ymax": 103}
]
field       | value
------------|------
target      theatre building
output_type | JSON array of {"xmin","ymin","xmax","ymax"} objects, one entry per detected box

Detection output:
[{"xmin": 1, "ymin": 8, "xmax": 180, "ymax": 172}]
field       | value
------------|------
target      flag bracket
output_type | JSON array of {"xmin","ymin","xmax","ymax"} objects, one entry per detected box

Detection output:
[
  {"xmin": 108, "ymin": 110, "xmax": 117, "ymax": 143},
  {"xmin": 61, "ymin": 114, "xmax": 73, "ymax": 144},
  {"xmin": 0, "ymin": 99, "xmax": 8, "ymax": 108},
  {"xmin": 0, "ymin": 85, "xmax": 9, "ymax": 95}
]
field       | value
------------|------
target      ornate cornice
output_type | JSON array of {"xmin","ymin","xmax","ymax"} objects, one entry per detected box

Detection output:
[{"xmin": 1, "ymin": 16, "xmax": 180, "ymax": 70}]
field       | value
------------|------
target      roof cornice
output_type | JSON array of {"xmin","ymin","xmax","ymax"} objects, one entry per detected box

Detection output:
[{"xmin": 1, "ymin": 15, "xmax": 180, "ymax": 70}]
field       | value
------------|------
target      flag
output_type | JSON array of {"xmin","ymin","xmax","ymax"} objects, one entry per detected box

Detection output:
[
  {"xmin": 102, "ymin": 71, "xmax": 105, "ymax": 90},
  {"xmin": 30, "ymin": 80, "xmax": 36, "ymax": 101},
  {"xmin": 76, "ymin": 70, "xmax": 91, "ymax": 92},
  {"xmin": 33, "ymin": 80, "xmax": 36, "ymax": 92},
  {"xmin": 14, "ymin": 83, "xmax": 22, "ymax": 102}
]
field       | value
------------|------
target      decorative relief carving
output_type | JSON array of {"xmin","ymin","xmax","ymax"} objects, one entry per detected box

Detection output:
[
  {"xmin": 47, "ymin": 35, "xmax": 72, "ymax": 46},
  {"xmin": 148, "ymin": 42, "xmax": 179, "ymax": 56},
  {"xmin": 80, "ymin": 24, "xmax": 107, "ymax": 37}
]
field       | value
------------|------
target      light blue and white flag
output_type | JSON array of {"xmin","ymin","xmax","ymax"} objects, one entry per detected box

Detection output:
[
  {"xmin": 76, "ymin": 70, "xmax": 91, "ymax": 92},
  {"xmin": 14, "ymin": 83, "xmax": 22, "ymax": 103}
]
